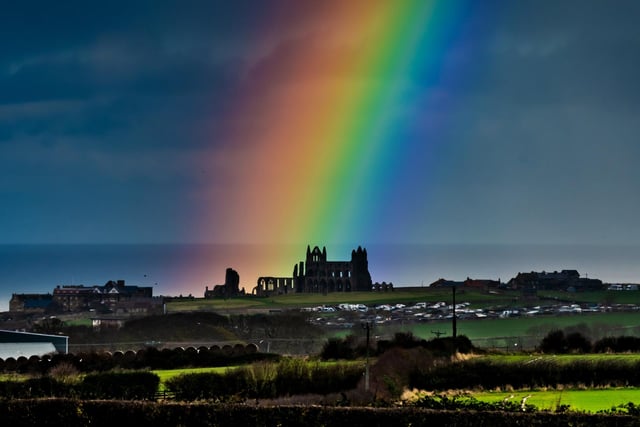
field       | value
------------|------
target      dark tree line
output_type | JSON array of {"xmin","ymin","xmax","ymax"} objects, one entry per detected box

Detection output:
[{"xmin": 539, "ymin": 330, "xmax": 640, "ymax": 354}]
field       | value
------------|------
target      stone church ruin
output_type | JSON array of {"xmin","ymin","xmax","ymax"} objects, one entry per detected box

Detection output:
[{"xmin": 254, "ymin": 245, "xmax": 373, "ymax": 296}]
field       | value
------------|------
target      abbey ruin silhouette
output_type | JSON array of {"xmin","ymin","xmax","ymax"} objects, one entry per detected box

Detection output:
[{"xmin": 253, "ymin": 245, "xmax": 373, "ymax": 296}]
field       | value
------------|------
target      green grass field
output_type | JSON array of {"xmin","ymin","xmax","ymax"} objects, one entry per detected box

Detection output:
[
  {"xmin": 152, "ymin": 366, "xmax": 237, "ymax": 392},
  {"xmin": 460, "ymin": 312, "xmax": 635, "ymax": 336},
  {"xmin": 538, "ymin": 290, "xmax": 640, "ymax": 305},
  {"xmin": 370, "ymin": 312, "xmax": 640, "ymax": 349},
  {"xmin": 473, "ymin": 388, "xmax": 640, "ymax": 413},
  {"xmin": 435, "ymin": 354, "xmax": 640, "ymax": 412},
  {"xmin": 482, "ymin": 353, "xmax": 640, "ymax": 364},
  {"xmin": 152, "ymin": 366, "xmax": 235, "ymax": 382}
]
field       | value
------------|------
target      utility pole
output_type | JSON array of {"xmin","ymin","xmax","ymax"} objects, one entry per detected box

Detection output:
[
  {"xmin": 362, "ymin": 322, "xmax": 371, "ymax": 391},
  {"xmin": 452, "ymin": 285, "xmax": 457, "ymax": 339}
]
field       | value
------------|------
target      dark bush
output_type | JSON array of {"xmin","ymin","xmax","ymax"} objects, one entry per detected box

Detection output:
[
  {"xmin": 539, "ymin": 330, "xmax": 592, "ymax": 354},
  {"xmin": 539, "ymin": 330, "xmax": 568, "ymax": 354},
  {"xmin": 0, "ymin": 377, "xmax": 74, "ymax": 399},
  {"xmin": 321, "ymin": 337, "xmax": 356, "ymax": 360},
  {"xmin": 79, "ymin": 371, "xmax": 159, "ymax": 400},
  {"xmin": 594, "ymin": 336, "xmax": 640, "ymax": 353},
  {"xmin": 165, "ymin": 370, "xmax": 244, "ymax": 401},
  {"xmin": 566, "ymin": 332, "xmax": 592, "ymax": 353},
  {"xmin": 423, "ymin": 336, "xmax": 475, "ymax": 355},
  {"xmin": 324, "ymin": 334, "xmax": 475, "ymax": 361},
  {"xmin": 369, "ymin": 347, "xmax": 437, "ymax": 400}
]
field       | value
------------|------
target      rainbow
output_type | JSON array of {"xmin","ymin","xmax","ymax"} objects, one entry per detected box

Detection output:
[{"xmin": 196, "ymin": 1, "xmax": 486, "ymax": 289}]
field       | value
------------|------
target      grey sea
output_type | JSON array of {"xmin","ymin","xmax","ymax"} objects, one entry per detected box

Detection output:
[{"xmin": 2, "ymin": 243, "xmax": 640, "ymax": 312}]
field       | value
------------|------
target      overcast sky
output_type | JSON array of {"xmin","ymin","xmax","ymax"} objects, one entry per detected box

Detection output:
[{"xmin": 1, "ymin": 0, "xmax": 639, "ymax": 245}]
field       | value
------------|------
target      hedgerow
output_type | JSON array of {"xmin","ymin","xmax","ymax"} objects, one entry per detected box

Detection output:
[
  {"xmin": 165, "ymin": 359, "xmax": 362, "ymax": 400},
  {"xmin": 0, "ymin": 371, "xmax": 159, "ymax": 400},
  {"xmin": 410, "ymin": 357, "xmax": 640, "ymax": 390},
  {"xmin": 0, "ymin": 399, "xmax": 638, "ymax": 427},
  {"xmin": 0, "ymin": 344, "xmax": 276, "ymax": 374},
  {"xmin": 78, "ymin": 371, "xmax": 159, "ymax": 400}
]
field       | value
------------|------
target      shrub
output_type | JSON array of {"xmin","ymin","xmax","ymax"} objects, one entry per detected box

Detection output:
[
  {"xmin": 165, "ymin": 370, "xmax": 243, "ymax": 401},
  {"xmin": 539, "ymin": 330, "xmax": 568, "ymax": 354},
  {"xmin": 566, "ymin": 332, "xmax": 592, "ymax": 353},
  {"xmin": 594, "ymin": 336, "xmax": 640, "ymax": 353},
  {"xmin": 48, "ymin": 362, "xmax": 80, "ymax": 384},
  {"xmin": 539, "ymin": 330, "xmax": 592, "ymax": 354},
  {"xmin": 79, "ymin": 371, "xmax": 159, "ymax": 400},
  {"xmin": 369, "ymin": 347, "xmax": 437, "ymax": 400},
  {"xmin": 320, "ymin": 336, "xmax": 358, "ymax": 360},
  {"xmin": 0, "ymin": 377, "xmax": 73, "ymax": 399}
]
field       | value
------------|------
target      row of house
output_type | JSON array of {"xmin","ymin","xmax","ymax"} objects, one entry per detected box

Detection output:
[
  {"xmin": 10, "ymin": 280, "xmax": 161, "ymax": 314},
  {"xmin": 432, "ymin": 270, "xmax": 608, "ymax": 294},
  {"xmin": 506, "ymin": 270, "xmax": 604, "ymax": 293}
]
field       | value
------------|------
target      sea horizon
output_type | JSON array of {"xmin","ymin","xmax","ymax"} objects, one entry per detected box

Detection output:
[{"xmin": 2, "ymin": 243, "xmax": 640, "ymax": 312}]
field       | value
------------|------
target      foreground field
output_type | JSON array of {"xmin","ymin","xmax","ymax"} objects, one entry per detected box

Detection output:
[
  {"xmin": 474, "ymin": 388, "xmax": 640, "ymax": 413},
  {"xmin": 483, "ymin": 354, "xmax": 640, "ymax": 364},
  {"xmin": 409, "ymin": 353, "xmax": 640, "ymax": 413},
  {"xmin": 154, "ymin": 362, "xmax": 640, "ymax": 413},
  {"xmin": 469, "ymin": 355, "xmax": 640, "ymax": 413}
]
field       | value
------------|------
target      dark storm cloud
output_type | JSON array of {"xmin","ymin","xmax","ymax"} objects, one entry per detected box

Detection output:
[
  {"xmin": 389, "ymin": 0, "xmax": 640, "ymax": 245},
  {"xmin": 0, "ymin": 0, "xmax": 330, "ymax": 243},
  {"xmin": 1, "ymin": 0, "xmax": 639, "ymax": 244},
  {"xmin": 0, "ymin": 1, "xmax": 264, "ymax": 103},
  {"xmin": 477, "ymin": 1, "xmax": 640, "ymax": 108}
]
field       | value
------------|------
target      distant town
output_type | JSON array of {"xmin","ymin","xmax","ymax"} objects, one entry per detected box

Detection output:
[{"xmin": 8, "ymin": 245, "xmax": 640, "ymax": 316}]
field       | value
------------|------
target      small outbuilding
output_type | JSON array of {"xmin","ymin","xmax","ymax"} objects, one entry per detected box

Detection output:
[{"xmin": 0, "ymin": 330, "xmax": 68, "ymax": 360}]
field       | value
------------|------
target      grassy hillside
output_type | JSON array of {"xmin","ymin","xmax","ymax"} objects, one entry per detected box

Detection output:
[
  {"xmin": 165, "ymin": 288, "xmax": 525, "ymax": 313},
  {"xmin": 165, "ymin": 288, "xmax": 640, "ymax": 314},
  {"xmin": 409, "ymin": 312, "xmax": 640, "ymax": 341},
  {"xmin": 54, "ymin": 288, "xmax": 640, "ymax": 353}
]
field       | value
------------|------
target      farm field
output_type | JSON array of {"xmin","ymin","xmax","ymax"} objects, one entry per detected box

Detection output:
[
  {"xmin": 473, "ymin": 388, "xmax": 640, "ymax": 413},
  {"xmin": 482, "ymin": 354, "xmax": 640, "ymax": 364},
  {"xmin": 152, "ymin": 366, "xmax": 235, "ymax": 384},
  {"xmin": 392, "ymin": 312, "xmax": 640, "ymax": 349},
  {"xmin": 538, "ymin": 290, "xmax": 640, "ymax": 305},
  {"xmin": 152, "ymin": 366, "xmax": 237, "ymax": 393}
]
